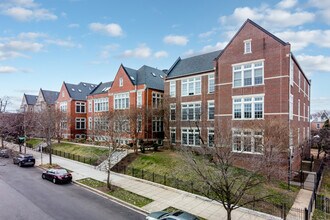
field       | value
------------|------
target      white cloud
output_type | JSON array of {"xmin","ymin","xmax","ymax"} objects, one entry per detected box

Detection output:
[
  {"xmin": 3, "ymin": 7, "xmax": 57, "ymax": 21},
  {"xmin": 182, "ymin": 49, "xmax": 195, "ymax": 58},
  {"xmin": 296, "ymin": 54, "xmax": 330, "ymax": 75},
  {"xmin": 46, "ymin": 39, "xmax": 81, "ymax": 48},
  {"xmin": 99, "ymin": 44, "xmax": 119, "ymax": 59},
  {"xmin": 2, "ymin": 40, "xmax": 43, "ymax": 52},
  {"xmin": 18, "ymin": 32, "xmax": 47, "ymax": 39},
  {"xmin": 122, "ymin": 44, "xmax": 151, "ymax": 58},
  {"xmin": 163, "ymin": 35, "xmax": 188, "ymax": 46},
  {"xmin": 277, "ymin": 0, "xmax": 297, "ymax": 9},
  {"xmin": 275, "ymin": 30, "xmax": 330, "ymax": 51},
  {"xmin": 0, "ymin": 51, "xmax": 26, "ymax": 61},
  {"xmin": 154, "ymin": 51, "xmax": 168, "ymax": 59},
  {"xmin": 201, "ymin": 42, "xmax": 228, "ymax": 53},
  {"xmin": 89, "ymin": 22, "xmax": 123, "ymax": 37},
  {"xmin": 0, "ymin": 65, "xmax": 19, "ymax": 73},
  {"xmin": 198, "ymin": 30, "xmax": 216, "ymax": 38},
  {"xmin": 68, "ymin": 23, "xmax": 80, "ymax": 28},
  {"xmin": 309, "ymin": 0, "xmax": 330, "ymax": 24},
  {"xmin": 219, "ymin": 5, "xmax": 314, "ymax": 30}
]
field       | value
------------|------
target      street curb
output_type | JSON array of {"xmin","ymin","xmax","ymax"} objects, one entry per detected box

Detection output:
[{"xmin": 72, "ymin": 180, "xmax": 148, "ymax": 216}]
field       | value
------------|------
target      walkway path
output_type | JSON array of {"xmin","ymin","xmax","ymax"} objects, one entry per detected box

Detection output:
[{"xmin": 5, "ymin": 142, "xmax": 280, "ymax": 220}]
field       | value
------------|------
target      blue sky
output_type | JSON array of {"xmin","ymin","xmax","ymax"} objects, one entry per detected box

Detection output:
[{"xmin": 0, "ymin": 0, "xmax": 329, "ymax": 113}]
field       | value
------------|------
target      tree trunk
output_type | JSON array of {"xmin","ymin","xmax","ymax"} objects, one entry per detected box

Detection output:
[
  {"xmin": 227, "ymin": 209, "xmax": 232, "ymax": 220},
  {"xmin": 49, "ymin": 139, "xmax": 52, "ymax": 165},
  {"xmin": 107, "ymin": 168, "xmax": 111, "ymax": 190}
]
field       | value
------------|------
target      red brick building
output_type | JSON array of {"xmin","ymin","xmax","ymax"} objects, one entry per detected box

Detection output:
[
  {"xmin": 165, "ymin": 19, "xmax": 311, "ymax": 178},
  {"xmin": 56, "ymin": 82, "xmax": 98, "ymax": 139}
]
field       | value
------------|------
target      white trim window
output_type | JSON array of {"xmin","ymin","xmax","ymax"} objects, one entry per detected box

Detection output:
[
  {"xmin": 76, "ymin": 102, "xmax": 86, "ymax": 113},
  {"xmin": 152, "ymin": 92, "xmax": 163, "ymax": 108},
  {"xmin": 208, "ymin": 128, "xmax": 214, "ymax": 147},
  {"xmin": 170, "ymin": 104, "xmax": 176, "ymax": 121},
  {"xmin": 182, "ymin": 102, "xmax": 201, "ymax": 121},
  {"xmin": 137, "ymin": 115, "xmax": 142, "ymax": 132},
  {"xmin": 208, "ymin": 74, "xmax": 215, "ymax": 93},
  {"xmin": 88, "ymin": 100, "xmax": 92, "ymax": 112},
  {"xmin": 289, "ymin": 94, "xmax": 293, "ymax": 120},
  {"xmin": 208, "ymin": 101, "xmax": 215, "ymax": 120},
  {"xmin": 88, "ymin": 117, "xmax": 92, "ymax": 130},
  {"xmin": 182, "ymin": 77, "xmax": 201, "ymax": 96},
  {"xmin": 119, "ymin": 77, "xmax": 123, "ymax": 87},
  {"xmin": 114, "ymin": 93, "xmax": 129, "ymax": 109},
  {"xmin": 94, "ymin": 117, "xmax": 109, "ymax": 130},
  {"xmin": 244, "ymin": 39, "xmax": 252, "ymax": 54},
  {"xmin": 303, "ymin": 103, "xmax": 306, "ymax": 122},
  {"xmin": 182, "ymin": 128, "xmax": 200, "ymax": 146},
  {"xmin": 75, "ymin": 118, "xmax": 86, "ymax": 130},
  {"xmin": 60, "ymin": 102, "xmax": 67, "ymax": 112},
  {"xmin": 152, "ymin": 117, "xmax": 163, "ymax": 132},
  {"xmin": 60, "ymin": 120, "xmax": 67, "ymax": 129},
  {"xmin": 94, "ymin": 98, "xmax": 109, "ymax": 112},
  {"xmin": 114, "ymin": 119, "xmax": 130, "ymax": 132},
  {"xmin": 233, "ymin": 96, "xmax": 264, "ymax": 119},
  {"xmin": 170, "ymin": 128, "xmax": 176, "ymax": 144},
  {"xmin": 290, "ymin": 56, "xmax": 294, "ymax": 86},
  {"xmin": 170, "ymin": 81, "xmax": 176, "ymax": 97},
  {"xmin": 233, "ymin": 61, "xmax": 263, "ymax": 87},
  {"xmin": 137, "ymin": 91, "xmax": 142, "ymax": 108},
  {"xmin": 232, "ymin": 129, "xmax": 263, "ymax": 154}
]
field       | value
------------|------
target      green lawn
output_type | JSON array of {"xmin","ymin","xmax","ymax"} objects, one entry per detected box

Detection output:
[
  {"xmin": 78, "ymin": 178, "xmax": 153, "ymax": 208},
  {"xmin": 319, "ymin": 165, "xmax": 330, "ymax": 198},
  {"xmin": 120, "ymin": 150, "xmax": 299, "ymax": 217},
  {"xmin": 51, "ymin": 142, "xmax": 108, "ymax": 165},
  {"xmin": 26, "ymin": 138, "xmax": 42, "ymax": 147}
]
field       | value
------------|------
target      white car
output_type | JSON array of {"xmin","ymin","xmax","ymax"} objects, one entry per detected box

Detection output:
[{"xmin": 146, "ymin": 210, "xmax": 198, "ymax": 220}]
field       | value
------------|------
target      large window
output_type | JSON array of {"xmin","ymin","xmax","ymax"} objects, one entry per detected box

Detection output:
[
  {"xmin": 152, "ymin": 117, "xmax": 163, "ymax": 132},
  {"xmin": 152, "ymin": 92, "xmax": 163, "ymax": 108},
  {"xmin": 76, "ymin": 102, "xmax": 86, "ymax": 113},
  {"xmin": 75, "ymin": 118, "xmax": 86, "ymax": 130},
  {"xmin": 114, "ymin": 93, "xmax": 129, "ymax": 109},
  {"xmin": 94, "ymin": 98, "xmax": 108, "ymax": 112},
  {"xmin": 170, "ymin": 128, "xmax": 176, "ymax": 144},
  {"xmin": 208, "ymin": 74, "xmax": 215, "ymax": 93},
  {"xmin": 208, "ymin": 101, "xmax": 214, "ymax": 120},
  {"xmin": 170, "ymin": 81, "xmax": 176, "ymax": 97},
  {"xmin": 88, "ymin": 100, "xmax": 92, "ymax": 112},
  {"xmin": 114, "ymin": 119, "xmax": 129, "ymax": 132},
  {"xmin": 182, "ymin": 102, "xmax": 201, "ymax": 121},
  {"xmin": 181, "ymin": 77, "xmax": 201, "ymax": 96},
  {"xmin": 94, "ymin": 117, "xmax": 109, "ymax": 130},
  {"xmin": 170, "ymin": 104, "xmax": 176, "ymax": 121},
  {"xmin": 232, "ymin": 130, "xmax": 263, "ymax": 154},
  {"xmin": 88, "ymin": 117, "xmax": 92, "ymax": 130},
  {"xmin": 181, "ymin": 128, "xmax": 200, "ymax": 147},
  {"xmin": 208, "ymin": 128, "xmax": 214, "ymax": 147},
  {"xmin": 233, "ymin": 96, "xmax": 263, "ymax": 119},
  {"xmin": 60, "ymin": 120, "xmax": 67, "ymax": 129},
  {"xmin": 233, "ymin": 61, "xmax": 263, "ymax": 87},
  {"xmin": 60, "ymin": 102, "xmax": 67, "ymax": 112},
  {"xmin": 137, "ymin": 91, "xmax": 142, "ymax": 108}
]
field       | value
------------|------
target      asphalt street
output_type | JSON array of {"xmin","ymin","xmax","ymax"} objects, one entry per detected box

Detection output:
[{"xmin": 0, "ymin": 157, "xmax": 146, "ymax": 220}]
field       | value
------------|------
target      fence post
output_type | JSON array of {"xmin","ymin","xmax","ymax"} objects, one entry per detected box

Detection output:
[
  {"xmin": 89, "ymin": 157, "xmax": 91, "ymax": 164},
  {"xmin": 304, "ymin": 208, "xmax": 308, "ymax": 220},
  {"xmin": 164, "ymin": 174, "xmax": 166, "ymax": 185},
  {"xmin": 132, "ymin": 167, "xmax": 134, "ymax": 177},
  {"xmin": 78, "ymin": 155, "xmax": 80, "ymax": 162},
  {"xmin": 191, "ymin": 182, "xmax": 194, "ymax": 193},
  {"xmin": 142, "ymin": 170, "xmax": 144, "ymax": 179},
  {"xmin": 152, "ymin": 172, "xmax": 155, "ymax": 182},
  {"xmin": 83, "ymin": 157, "xmax": 85, "ymax": 163}
]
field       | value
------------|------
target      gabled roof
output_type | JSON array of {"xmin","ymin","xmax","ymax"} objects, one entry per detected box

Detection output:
[
  {"xmin": 41, "ymin": 89, "xmax": 59, "ymax": 105},
  {"xmin": 311, "ymin": 110, "xmax": 330, "ymax": 123},
  {"xmin": 216, "ymin": 19, "xmax": 289, "ymax": 60},
  {"xmin": 166, "ymin": 50, "xmax": 221, "ymax": 79},
  {"xmin": 90, "ymin": 81, "xmax": 113, "ymax": 95},
  {"xmin": 64, "ymin": 82, "xmax": 98, "ymax": 101},
  {"xmin": 123, "ymin": 65, "xmax": 166, "ymax": 91},
  {"xmin": 24, "ymin": 94, "xmax": 38, "ymax": 105}
]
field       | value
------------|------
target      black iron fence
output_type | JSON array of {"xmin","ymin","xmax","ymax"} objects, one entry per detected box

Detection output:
[
  {"xmin": 316, "ymin": 194, "xmax": 330, "ymax": 214},
  {"xmin": 50, "ymin": 149, "xmax": 96, "ymax": 165},
  {"xmin": 112, "ymin": 165, "xmax": 289, "ymax": 218}
]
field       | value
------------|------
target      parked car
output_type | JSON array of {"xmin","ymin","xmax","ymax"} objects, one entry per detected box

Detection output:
[
  {"xmin": 146, "ymin": 210, "xmax": 198, "ymax": 220},
  {"xmin": 0, "ymin": 149, "xmax": 10, "ymax": 158},
  {"xmin": 42, "ymin": 168, "xmax": 72, "ymax": 184},
  {"xmin": 13, "ymin": 154, "xmax": 35, "ymax": 167}
]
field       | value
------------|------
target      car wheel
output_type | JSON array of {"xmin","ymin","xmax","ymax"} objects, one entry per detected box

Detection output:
[
  {"xmin": 18, "ymin": 162, "xmax": 22, "ymax": 167},
  {"xmin": 42, "ymin": 174, "xmax": 46, "ymax": 179},
  {"xmin": 53, "ymin": 178, "xmax": 56, "ymax": 184}
]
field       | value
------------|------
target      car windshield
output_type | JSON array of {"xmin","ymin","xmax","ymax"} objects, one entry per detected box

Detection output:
[
  {"xmin": 56, "ymin": 169, "xmax": 68, "ymax": 174},
  {"xmin": 23, "ymin": 155, "xmax": 33, "ymax": 159}
]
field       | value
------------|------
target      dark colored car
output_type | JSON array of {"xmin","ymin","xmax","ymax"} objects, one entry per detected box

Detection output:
[
  {"xmin": 146, "ymin": 210, "xmax": 198, "ymax": 220},
  {"xmin": 13, "ymin": 154, "xmax": 35, "ymax": 167},
  {"xmin": 42, "ymin": 168, "xmax": 72, "ymax": 184},
  {"xmin": 0, "ymin": 149, "xmax": 10, "ymax": 158}
]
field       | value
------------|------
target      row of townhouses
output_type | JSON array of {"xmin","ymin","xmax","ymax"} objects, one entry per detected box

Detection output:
[{"xmin": 20, "ymin": 19, "xmax": 311, "ymax": 174}]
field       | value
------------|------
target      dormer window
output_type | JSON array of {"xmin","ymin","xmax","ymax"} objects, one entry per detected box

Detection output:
[
  {"xmin": 244, "ymin": 39, "xmax": 252, "ymax": 54},
  {"xmin": 119, "ymin": 77, "xmax": 123, "ymax": 87}
]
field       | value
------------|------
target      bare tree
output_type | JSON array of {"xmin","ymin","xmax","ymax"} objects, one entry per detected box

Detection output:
[
  {"xmin": 312, "ymin": 119, "xmax": 330, "ymax": 159},
  {"xmin": 0, "ymin": 96, "xmax": 10, "ymax": 113},
  {"xmin": 0, "ymin": 112, "xmax": 23, "ymax": 148}
]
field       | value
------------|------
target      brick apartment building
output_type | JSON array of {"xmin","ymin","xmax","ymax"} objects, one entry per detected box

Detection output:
[
  {"xmin": 34, "ymin": 89, "xmax": 59, "ymax": 111},
  {"xmin": 20, "ymin": 94, "xmax": 38, "ymax": 112},
  {"xmin": 56, "ymin": 82, "xmax": 98, "ymax": 139},
  {"xmin": 165, "ymin": 19, "xmax": 311, "ymax": 176}
]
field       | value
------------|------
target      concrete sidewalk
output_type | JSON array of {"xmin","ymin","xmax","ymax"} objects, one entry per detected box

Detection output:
[{"xmin": 5, "ymin": 142, "xmax": 280, "ymax": 220}]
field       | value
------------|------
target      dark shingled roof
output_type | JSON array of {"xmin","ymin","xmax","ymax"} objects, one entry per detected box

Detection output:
[
  {"xmin": 90, "ymin": 81, "xmax": 113, "ymax": 95},
  {"xmin": 41, "ymin": 89, "xmax": 59, "ymax": 105},
  {"xmin": 64, "ymin": 82, "xmax": 98, "ymax": 101},
  {"xmin": 166, "ymin": 50, "xmax": 221, "ymax": 79},
  {"xmin": 123, "ymin": 65, "xmax": 165, "ymax": 91},
  {"xmin": 24, "ymin": 94, "xmax": 38, "ymax": 105}
]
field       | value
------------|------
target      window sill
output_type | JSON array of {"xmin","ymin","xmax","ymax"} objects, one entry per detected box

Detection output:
[
  {"xmin": 232, "ymin": 84, "xmax": 264, "ymax": 89},
  {"xmin": 232, "ymin": 118, "xmax": 264, "ymax": 120}
]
